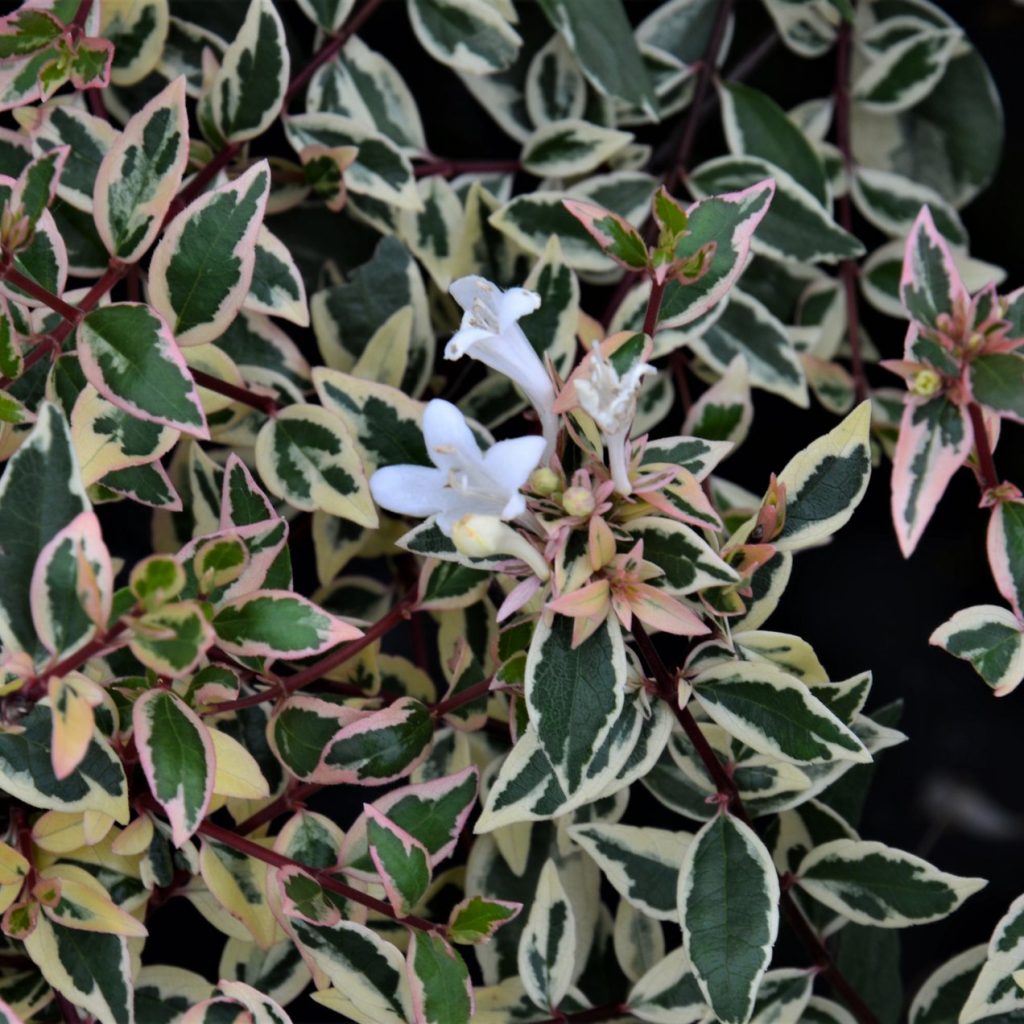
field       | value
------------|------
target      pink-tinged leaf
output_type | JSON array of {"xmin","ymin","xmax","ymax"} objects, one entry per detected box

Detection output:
[
  {"xmin": 637, "ymin": 471, "xmax": 723, "ymax": 531},
  {"xmin": 48, "ymin": 671, "xmax": 102, "ymax": 781},
  {"xmin": 314, "ymin": 697, "xmax": 433, "ymax": 786},
  {"xmin": 101, "ymin": 459, "xmax": 183, "ymax": 512},
  {"xmin": 68, "ymin": 37, "xmax": 114, "ymax": 90},
  {"xmin": 447, "ymin": 896, "xmax": 521, "ymax": 945},
  {"xmin": 891, "ymin": 396, "xmax": 973, "ymax": 557},
  {"xmin": 630, "ymin": 583, "xmax": 710, "ymax": 637},
  {"xmin": 220, "ymin": 453, "xmax": 276, "ymax": 529},
  {"xmin": 900, "ymin": 206, "xmax": 968, "ymax": 330},
  {"xmin": 0, "ymin": 996, "xmax": 21, "ymax": 1024},
  {"xmin": 177, "ymin": 519, "xmax": 288, "ymax": 603},
  {"xmin": 987, "ymin": 498, "xmax": 1024, "ymax": 620},
  {"xmin": 548, "ymin": 579, "xmax": 611, "ymax": 619},
  {"xmin": 562, "ymin": 198, "xmax": 649, "ymax": 270},
  {"xmin": 93, "ymin": 76, "xmax": 190, "ymax": 263},
  {"xmin": 365, "ymin": 804, "xmax": 432, "ymax": 917},
  {"xmin": 0, "ymin": 204, "xmax": 67, "ymax": 308},
  {"xmin": 407, "ymin": 932, "xmax": 473, "ymax": 1024},
  {"xmin": 30, "ymin": 510, "xmax": 112, "ymax": 659},
  {"xmin": 339, "ymin": 766, "xmax": 479, "ymax": 874},
  {"xmin": 496, "ymin": 575, "xmax": 542, "ymax": 621},
  {"xmin": 148, "ymin": 161, "xmax": 270, "ymax": 347},
  {"xmin": 134, "ymin": 688, "xmax": 215, "ymax": 847},
  {"xmin": 77, "ymin": 303, "xmax": 209, "ymax": 438},
  {"xmin": 212, "ymin": 589, "xmax": 361, "ymax": 659},
  {"xmin": 10, "ymin": 146, "xmax": 68, "ymax": 240},
  {"xmin": 276, "ymin": 864, "xmax": 341, "ymax": 927},
  {"xmin": 215, "ymin": 980, "xmax": 295, "ymax": 1024},
  {"xmin": 658, "ymin": 177, "xmax": 776, "ymax": 330}
]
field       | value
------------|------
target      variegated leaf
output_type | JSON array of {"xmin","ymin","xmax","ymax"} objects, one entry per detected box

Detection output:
[
  {"xmin": 525, "ymin": 613, "xmax": 627, "ymax": 798},
  {"xmin": 213, "ymin": 589, "xmax": 360, "ymax": 659},
  {"xmin": 890, "ymin": 396, "xmax": 971, "ymax": 557},
  {"xmin": 626, "ymin": 947, "xmax": 707, "ymax": 1024},
  {"xmin": 796, "ymin": 839, "xmax": 986, "ymax": 928},
  {"xmin": 94, "ymin": 76, "xmax": 189, "ymax": 263},
  {"xmin": 692, "ymin": 660, "xmax": 870, "ymax": 766},
  {"xmin": 568, "ymin": 823, "xmax": 690, "ymax": 922},
  {"xmin": 254, "ymin": 403, "xmax": 377, "ymax": 525},
  {"xmin": 960, "ymin": 893, "xmax": 1024, "ymax": 1023},
  {"xmin": 683, "ymin": 355, "xmax": 753, "ymax": 447},
  {"xmin": 408, "ymin": 0, "xmax": 522, "ymax": 76},
  {"xmin": 900, "ymin": 205, "xmax": 968, "ymax": 331},
  {"xmin": 908, "ymin": 944, "xmax": 987, "ymax": 1024},
  {"xmin": 365, "ymin": 805, "xmax": 431, "ymax": 917},
  {"xmin": 407, "ymin": 932, "xmax": 474, "ymax": 1024},
  {"xmin": 988, "ymin": 498, "xmax": 1024, "ymax": 620},
  {"xmin": 522, "ymin": 119, "xmax": 632, "ymax": 177},
  {"xmin": 133, "ymin": 688, "xmax": 215, "ymax": 847},
  {"xmin": 930, "ymin": 604, "xmax": 1024, "ymax": 697},
  {"xmin": 101, "ymin": 0, "xmax": 168, "ymax": 86},
  {"xmin": 77, "ymin": 303, "xmax": 208, "ymax": 437},
  {"xmin": 678, "ymin": 814, "xmax": 779, "ymax": 1024},
  {"xmin": 774, "ymin": 400, "xmax": 872, "ymax": 551},
  {"xmin": 517, "ymin": 859, "xmax": 577, "ymax": 1012},
  {"xmin": 209, "ymin": 0, "xmax": 289, "ymax": 143},
  {"xmin": 0, "ymin": 401, "xmax": 88, "ymax": 656},
  {"xmin": 853, "ymin": 27, "xmax": 961, "ymax": 114},
  {"xmin": 149, "ymin": 161, "xmax": 270, "ymax": 347}
]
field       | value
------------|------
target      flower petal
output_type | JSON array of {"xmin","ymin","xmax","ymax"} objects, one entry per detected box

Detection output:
[
  {"xmin": 483, "ymin": 435, "xmax": 546, "ymax": 492},
  {"xmin": 449, "ymin": 275, "xmax": 493, "ymax": 314},
  {"xmin": 497, "ymin": 287, "xmax": 541, "ymax": 330},
  {"xmin": 445, "ymin": 324, "xmax": 493, "ymax": 360},
  {"xmin": 423, "ymin": 399, "xmax": 482, "ymax": 469},
  {"xmin": 369, "ymin": 465, "xmax": 447, "ymax": 518}
]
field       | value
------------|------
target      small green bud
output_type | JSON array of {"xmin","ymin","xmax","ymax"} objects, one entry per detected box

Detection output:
[
  {"xmin": 910, "ymin": 369, "xmax": 942, "ymax": 397},
  {"xmin": 562, "ymin": 486, "xmax": 595, "ymax": 517},
  {"xmin": 530, "ymin": 467, "xmax": 560, "ymax": 496}
]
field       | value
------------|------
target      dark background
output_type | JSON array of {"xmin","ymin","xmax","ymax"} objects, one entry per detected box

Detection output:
[{"xmin": 25, "ymin": 0, "xmax": 1024, "ymax": 1018}]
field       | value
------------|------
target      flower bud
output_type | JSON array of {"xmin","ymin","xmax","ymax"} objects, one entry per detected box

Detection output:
[
  {"xmin": 451, "ymin": 514, "xmax": 550, "ymax": 581},
  {"xmin": 910, "ymin": 368, "xmax": 942, "ymax": 398},
  {"xmin": 530, "ymin": 467, "xmax": 560, "ymax": 496},
  {"xmin": 562, "ymin": 486, "xmax": 595, "ymax": 518}
]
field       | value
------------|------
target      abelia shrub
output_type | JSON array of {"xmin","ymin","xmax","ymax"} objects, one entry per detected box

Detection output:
[{"xmin": 0, "ymin": 1, "xmax": 1017, "ymax": 1023}]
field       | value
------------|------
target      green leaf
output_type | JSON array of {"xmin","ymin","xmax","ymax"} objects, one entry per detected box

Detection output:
[
  {"xmin": 969, "ymin": 354, "xmax": 1024, "ymax": 422},
  {"xmin": 408, "ymin": 933, "xmax": 473, "ymax": 1024},
  {"xmin": 929, "ymin": 605, "xmax": 1024, "ymax": 697},
  {"xmin": 213, "ymin": 589, "xmax": 358, "ymax": 660},
  {"xmin": 365, "ymin": 805, "xmax": 432, "ymax": 916},
  {"xmin": 448, "ymin": 896, "xmax": 521, "ymax": 945},
  {"xmin": 522, "ymin": 119, "xmax": 632, "ymax": 177},
  {"xmin": 692, "ymin": 660, "xmax": 871, "ymax": 766},
  {"xmin": 77, "ymin": 303, "xmax": 208, "ymax": 437},
  {"xmin": 134, "ymin": 688, "xmax": 214, "ymax": 846},
  {"xmin": 148, "ymin": 161, "xmax": 270, "ymax": 347},
  {"xmin": 678, "ymin": 814, "xmax": 779, "ymax": 1024},
  {"xmin": 719, "ymin": 81, "xmax": 828, "ymax": 205},
  {"xmin": 0, "ymin": 9, "xmax": 63, "ymax": 59},
  {"xmin": 0, "ymin": 701, "xmax": 128, "ymax": 824},
  {"xmin": 525, "ymin": 613, "xmax": 627, "ymax": 797},
  {"xmin": 537, "ymin": 0, "xmax": 657, "ymax": 118},
  {"xmin": 797, "ymin": 839, "xmax": 986, "ymax": 927},
  {"xmin": 209, "ymin": 0, "xmax": 289, "ymax": 143},
  {"xmin": 0, "ymin": 402, "xmax": 88, "ymax": 656},
  {"xmin": 569, "ymin": 823, "xmax": 689, "ymax": 922},
  {"xmin": 517, "ymin": 860, "xmax": 577, "ymax": 1012},
  {"xmin": 254, "ymin": 403, "xmax": 377, "ymax": 526},
  {"xmin": 94, "ymin": 77, "xmax": 189, "ymax": 263}
]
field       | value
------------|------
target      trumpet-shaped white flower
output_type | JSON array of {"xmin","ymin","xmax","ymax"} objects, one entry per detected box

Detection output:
[
  {"xmin": 369, "ymin": 399, "xmax": 545, "ymax": 536},
  {"xmin": 447, "ymin": 276, "xmax": 558, "ymax": 457},
  {"xmin": 575, "ymin": 343, "xmax": 656, "ymax": 495}
]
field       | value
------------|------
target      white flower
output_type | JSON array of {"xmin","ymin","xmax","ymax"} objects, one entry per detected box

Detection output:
[
  {"xmin": 369, "ymin": 399, "xmax": 545, "ymax": 536},
  {"xmin": 447, "ymin": 276, "xmax": 558, "ymax": 457},
  {"xmin": 575, "ymin": 343, "xmax": 656, "ymax": 495}
]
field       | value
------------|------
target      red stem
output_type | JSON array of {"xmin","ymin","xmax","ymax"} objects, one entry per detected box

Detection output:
[
  {"xmin": 283, "ymin": 0, "xmax": 389, "ymax": 108},
  {"xmin": 642, "ymin": 277, "xmax": 666, "ymax": 338},
  {"xmin": 197, "ymin": 820, "xmax": 443, "ymax": 933},
  {"xmin": 630, "ymin": 622, "xmax": 880, "ymax": 1024},
  {"xmin": 212, "ymin": 592, "xmax": 418, "ymax": 713},
  {"xmin": 537, "ymin": 1005, "xmax": 630, "ymax": 1024},
  {"xmin": 235, "ymin": 781, "xmax": 323, "ymax": 836},
  {"xmin": 0, "ymin": 265, "xmax": 81, "ymax": 323},
  {"xmin": 191, "ymin": 368, "xmax": 278, "ymax": 417},
  {"xmin": 414, "ymin": 158, "xmax": 521, "ymax": 179},
  {"xmin": 834, "ymin": 16, "xmax": 868, "ymax": 404},
  {"xmin": 68, "ymin": 0, "xmax": 93, "ymax": 32},
  {"xmin": 431, "ymin": 676, "xmax": 494, "ymax": 719},
  {"xmin": 968, "ymin": 402, "xmax": 999, "ymax": 491},
  {"xmin": 25, "ymin": 621, "xmax": 130, "ymax": 695}
]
